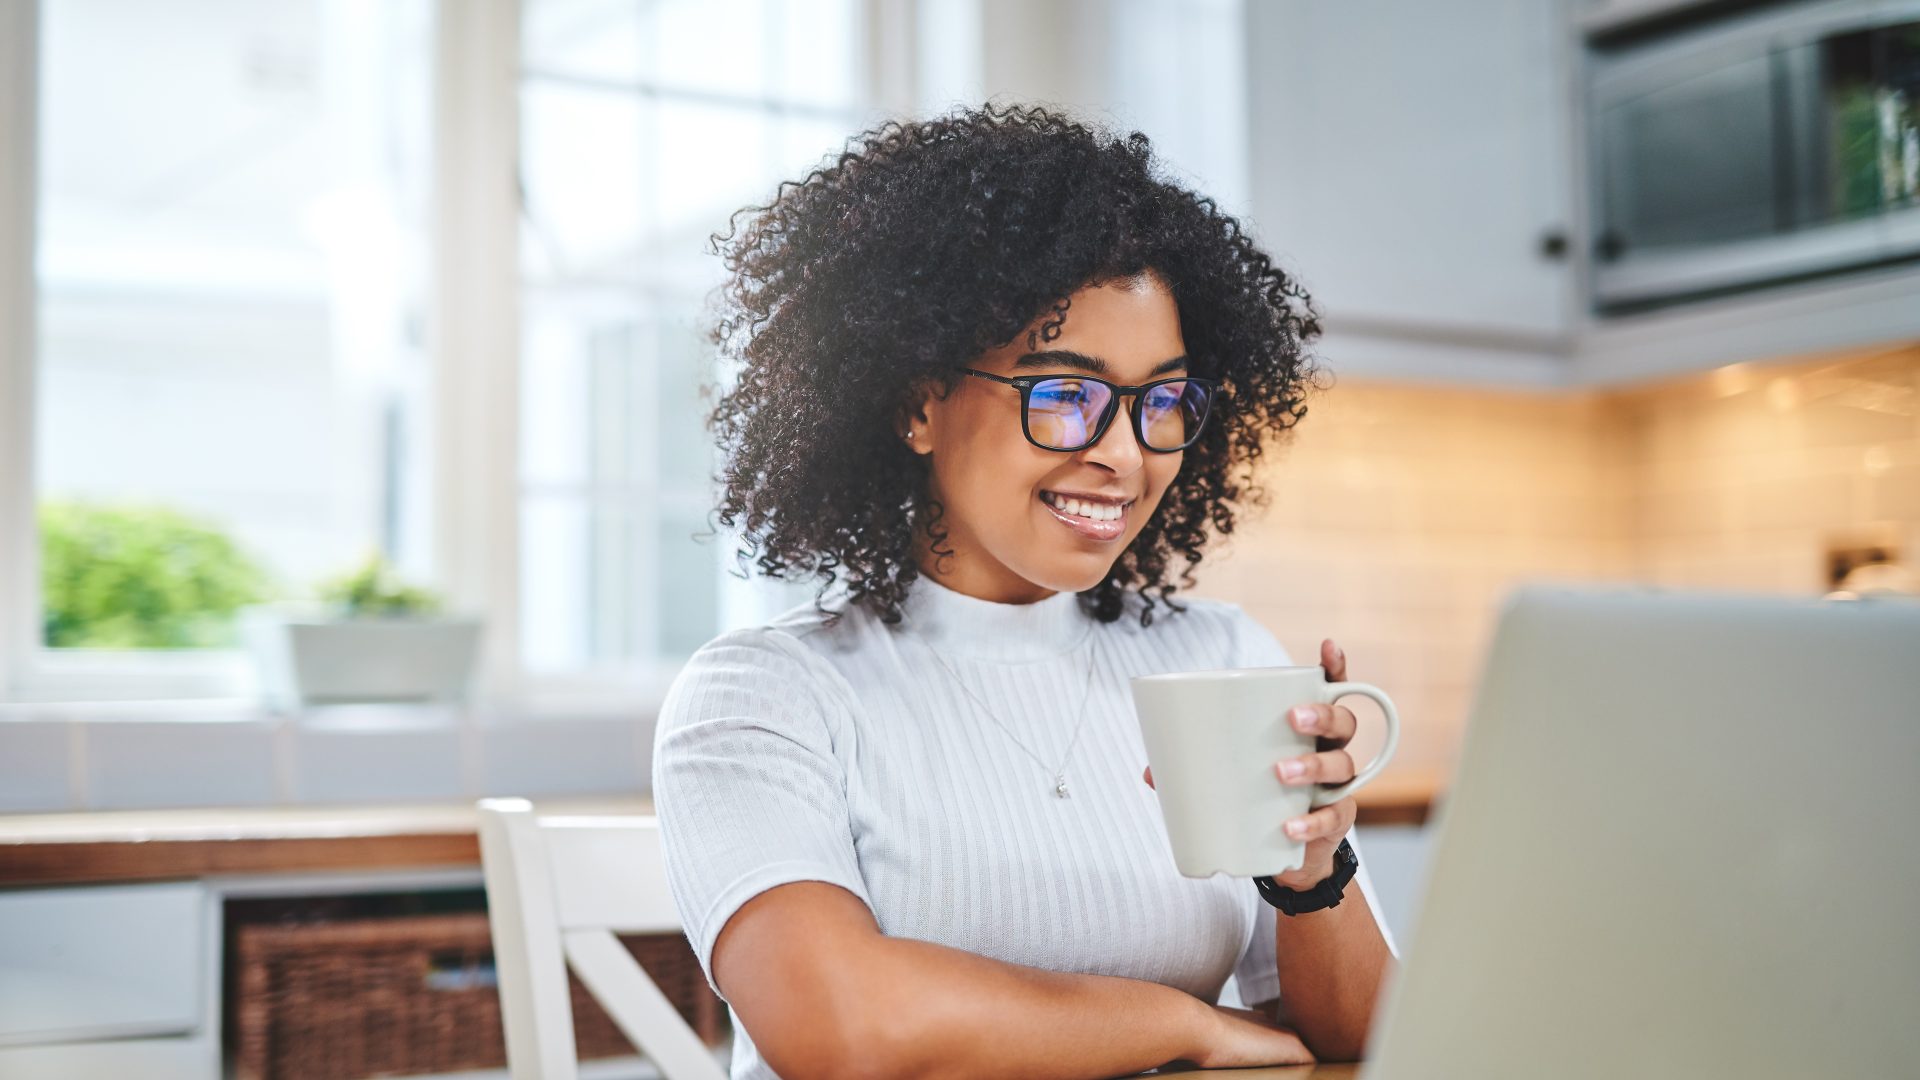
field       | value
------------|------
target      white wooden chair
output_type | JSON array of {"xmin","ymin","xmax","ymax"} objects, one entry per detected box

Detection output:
[{"xmin": 476, "ymin": 798, "xmax": 728, "ymax": 1080}]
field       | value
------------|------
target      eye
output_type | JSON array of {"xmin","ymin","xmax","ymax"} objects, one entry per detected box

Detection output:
[{"xmin": 1033, "ymin": 379, "xmax": 1094, "ymax": 406}]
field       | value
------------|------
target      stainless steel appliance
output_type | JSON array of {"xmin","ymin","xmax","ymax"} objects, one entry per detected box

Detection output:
[{"xmin": 1588, "ymin": 1, "xmax": 1920, "ymax": 310}]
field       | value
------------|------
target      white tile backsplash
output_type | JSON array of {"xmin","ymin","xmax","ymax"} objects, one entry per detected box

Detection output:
[
  {"xmin": 0, "ymin": 720, "xmax": 75, "ymax": 812},
  {"xmin": 0, "ymin": 709, "xmax": 655, "ymax": 813},
  {"xmin": 286, "ymin": 722, "xmax": 464, "ymax": 804},
  {"xmin": 80, "ymin": 718, "xmax": 278, "ymax": 810},
  {"xmin": 475, "ymin": 717, "xmax": 649, "ymax": 799}
]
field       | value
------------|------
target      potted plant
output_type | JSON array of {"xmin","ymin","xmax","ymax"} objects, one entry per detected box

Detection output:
[{"xmin": 241, "ymin": 552, "xmax": 484, "ymax": 712}]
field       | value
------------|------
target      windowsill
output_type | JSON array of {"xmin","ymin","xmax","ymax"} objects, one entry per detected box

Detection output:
[
  {"xmin": 0, "ymin": 693, "xmax": 671, "ymax": 725},
  {"xmin": 1, "ymin": 661, "xmax": 685, "ymax": 723},
  {"xmin": 0, "ymin": 697, "xmax": 267, "ymax": 722},
  {"xmin": 6, "ymin": 642, "xmax": 691, "ymax": 712},
  {"xmin": 0, "ymin": 691, "xmax": 674, "ymax": 815}
]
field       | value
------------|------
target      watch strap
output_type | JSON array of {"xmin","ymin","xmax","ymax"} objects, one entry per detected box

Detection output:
[{"xmin": 1253, "ymin": 836, "xmax": 1358, "ymax": 915}]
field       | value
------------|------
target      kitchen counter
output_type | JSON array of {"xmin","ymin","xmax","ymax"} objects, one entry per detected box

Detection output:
[
  {"xmin": 0, "ymin": 797, "xmax": 653, "ymax": 887},
  {"xmin": 0, "ymin": 768, "xmax": 1442, "ymax": 888}
]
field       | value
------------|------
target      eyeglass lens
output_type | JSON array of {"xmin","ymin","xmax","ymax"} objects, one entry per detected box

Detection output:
[{"xmin": 1026, "ymin": 377, "xmax": 1209, "ymax": 451}]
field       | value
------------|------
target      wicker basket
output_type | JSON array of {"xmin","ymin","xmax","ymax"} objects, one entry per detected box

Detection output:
[{"xmin": 233, "ymin": 912, "xmax": 725, "ymax": 1080}]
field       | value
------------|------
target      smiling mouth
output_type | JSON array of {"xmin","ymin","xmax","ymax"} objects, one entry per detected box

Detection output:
[
  {"xmin": 1039, "ymin": 491, "xmax": 1135, "ymax": 520},
  {"xmin": 1038, "ymin": 490, "xmax": 1134, "ymax": 541}
]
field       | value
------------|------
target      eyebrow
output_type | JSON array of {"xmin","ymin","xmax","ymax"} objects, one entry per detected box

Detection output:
[{"xmin": 1011, "ymin": 350, "xmax": 1189, "ymax": 378}]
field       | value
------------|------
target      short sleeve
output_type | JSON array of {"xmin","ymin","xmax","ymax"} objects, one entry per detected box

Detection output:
[
  {"xmin": 651, "ymin": 627, "xmax": 875, "ymax": 1001},
  {"xmin": 1223, "ymin": 606, "xmax": 1404, "ymax": 1010}
]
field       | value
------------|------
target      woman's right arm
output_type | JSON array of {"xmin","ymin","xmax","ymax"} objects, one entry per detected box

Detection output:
[{"xmin": 713, "ymin": 880, "xmax": 1315, "ymax": 1080}]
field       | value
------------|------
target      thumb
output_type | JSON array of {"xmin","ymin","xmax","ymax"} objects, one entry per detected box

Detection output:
[{"xmin": 1143, "ymin": 765, "xmax": 1155, "ymax": 789}]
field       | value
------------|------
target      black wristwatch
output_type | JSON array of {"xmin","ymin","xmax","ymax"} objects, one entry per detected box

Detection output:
[{"xmin": 1253, "ymin": 837, "xmax": 1358, "ymax": 915}]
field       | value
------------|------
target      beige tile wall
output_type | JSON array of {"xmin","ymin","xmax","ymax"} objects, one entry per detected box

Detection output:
[{"xmin": 1191, "ymin": 343, "xmax": 1920, "ymax": 784}]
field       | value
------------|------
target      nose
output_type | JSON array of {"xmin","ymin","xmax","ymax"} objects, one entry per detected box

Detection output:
[{"xmin": 1078, "ymin": 394, "xmax": 1147, "ymax": 474}]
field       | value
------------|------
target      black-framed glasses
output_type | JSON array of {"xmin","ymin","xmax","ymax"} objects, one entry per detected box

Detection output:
[{"xmin": 961, "ymin": 368, "xmax": 1221, "ymax": 453}]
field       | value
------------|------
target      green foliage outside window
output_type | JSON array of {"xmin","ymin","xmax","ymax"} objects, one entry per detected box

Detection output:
[{"xmin": 40, "ymin": 499, "xmax": 277, "ymax": 648}]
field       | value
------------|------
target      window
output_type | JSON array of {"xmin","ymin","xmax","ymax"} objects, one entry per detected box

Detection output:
[
  {"xmin": 517, "ymin": 0, "xmax": 875, "ymax": 682},
  {"xmin": 4, "ymin": 0, "xmax": 435, "ymax": 701},
  {"xmin": 0, "ymin": 1, "xmax": 936, "ymax": 708}
]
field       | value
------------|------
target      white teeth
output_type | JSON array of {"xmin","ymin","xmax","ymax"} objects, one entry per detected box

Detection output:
[{"xmin": 1043, "ymin": 492, "xmax": 1127, "ymax": 522}]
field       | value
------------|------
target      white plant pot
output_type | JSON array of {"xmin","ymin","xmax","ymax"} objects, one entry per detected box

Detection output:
[{"xmin": 240, "ymin": 606, "xmax": 484, "ymax": 712}]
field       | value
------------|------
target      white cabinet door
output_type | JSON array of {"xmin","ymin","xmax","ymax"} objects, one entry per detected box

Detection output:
[
  {"xmin": 0, "ymin": 881, "xmax": 206, "ymax": 1046},
  {"xmin": 1246, "ymin": 0, "xmax": 1573, "ymax": 342}
]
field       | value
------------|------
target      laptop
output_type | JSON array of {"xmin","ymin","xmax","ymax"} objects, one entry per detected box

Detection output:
[{"xmin": 1361, "ymin": 584, "xmax": 1920, "ymax": 1079}]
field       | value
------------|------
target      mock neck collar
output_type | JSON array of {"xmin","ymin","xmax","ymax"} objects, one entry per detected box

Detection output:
[{"xmin": 896, "ymin": 573, "xmax": 1093, "ymax": 661}]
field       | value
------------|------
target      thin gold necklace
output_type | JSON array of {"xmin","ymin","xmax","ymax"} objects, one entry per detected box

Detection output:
[{"xmin": 907, "ymin": 628, "xmax": 1098, "ymax": 799}]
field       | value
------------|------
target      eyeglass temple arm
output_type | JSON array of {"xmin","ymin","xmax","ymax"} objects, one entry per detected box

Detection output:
[{"xmin": 960, "ymin": 369, "xmax": 1023, "ymax": 386}]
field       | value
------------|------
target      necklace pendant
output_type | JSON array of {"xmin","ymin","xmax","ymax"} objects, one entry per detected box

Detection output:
[{"xmin": 1055, "ymin": 774, "xmax": 1070, "ymax": 798}]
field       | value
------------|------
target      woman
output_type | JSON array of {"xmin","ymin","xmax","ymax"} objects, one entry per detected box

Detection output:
[{"xmin": 654, "ymin": 103, "xmax": 1399, "ymax": 1080}]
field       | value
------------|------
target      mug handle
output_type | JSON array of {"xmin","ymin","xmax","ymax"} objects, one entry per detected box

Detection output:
[{"xmin": 1307, "ymin": 682, "xmax": 1401, "ymax": 809}]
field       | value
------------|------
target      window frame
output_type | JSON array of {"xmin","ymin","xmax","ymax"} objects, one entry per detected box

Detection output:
[
  {"xmin": 0, "ymin": 0, "xmax": 918, "ymax": 710},
  {"xmin": 0, "ymin": 0, "xmax": 471, "ymax": 705},
  {"xmin": 0, "ymin": 0, "xmax": 50, "ymax": 703}
]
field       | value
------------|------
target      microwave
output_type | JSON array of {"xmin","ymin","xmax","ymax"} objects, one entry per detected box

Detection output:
[{"xmin": 1587, "ymin": 0, "xmax": 1920, "ymax": 311}]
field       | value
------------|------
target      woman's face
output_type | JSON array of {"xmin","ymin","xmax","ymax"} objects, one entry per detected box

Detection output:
[{"xmin": 901, "ymin": 273, "xmax": 1190, "ymax": 603}]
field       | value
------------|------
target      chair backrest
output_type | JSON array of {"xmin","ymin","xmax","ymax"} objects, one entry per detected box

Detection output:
[{"xmin": 477, "ymin": 797, "xmax": 728, "ymax": 1080}]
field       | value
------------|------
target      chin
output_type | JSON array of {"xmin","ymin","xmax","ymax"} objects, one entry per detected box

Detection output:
[{"xmin": 1025, "ymin": 550, "xmax": 1129, "ymax": 596}]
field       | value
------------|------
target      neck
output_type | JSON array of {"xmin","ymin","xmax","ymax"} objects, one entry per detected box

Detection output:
[
  {"xmin": 896, "ymin": 551, "xmax": 1091, "ymax": 662},
  {"xmin": 911, "ymin": 509, "xmax": 1057, "ymax": 606}
]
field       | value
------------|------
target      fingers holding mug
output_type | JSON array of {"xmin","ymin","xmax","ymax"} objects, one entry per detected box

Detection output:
[
  {"xmin": 1288, "ymin": 702, "xmax": 1358, "ymax": 745},
  {"xmin": 1275, "ymin": 747, "xmax": 1356, "ymax": 787},
  {"xmin": 1320, "ymin": 638, "xmax": 1347, "ymax": 682},
  {"xmin": 1283, "ymin": 797, "xmax": 1356, "ymax": 843}
]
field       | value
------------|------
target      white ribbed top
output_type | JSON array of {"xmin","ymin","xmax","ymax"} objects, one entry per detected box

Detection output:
[{"xmin": 651, "ymin": 575, "xmax": 1398, "ymax": 1080}]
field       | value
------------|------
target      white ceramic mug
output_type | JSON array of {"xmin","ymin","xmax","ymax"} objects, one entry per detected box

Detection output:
[{"xmin": 1130, "ymin": 666, "xmax": 1401, "ymax": 878}]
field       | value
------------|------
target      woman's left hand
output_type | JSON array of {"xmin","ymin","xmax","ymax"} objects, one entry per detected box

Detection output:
[
  {"xmin": 1267, "ymin": 638, "xmax": 1360, "ymax": 889},
  {"xmin": 1140, "ymin": 638, "xmax": 1361, "ymax": 890}
]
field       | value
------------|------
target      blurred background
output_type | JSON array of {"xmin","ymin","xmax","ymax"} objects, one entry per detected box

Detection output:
[{"xmin": 1, "ymin": 0, "xmax": 1917, "ymax": 1076}]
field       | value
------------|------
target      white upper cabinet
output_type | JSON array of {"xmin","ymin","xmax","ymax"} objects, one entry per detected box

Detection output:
[
  {"xmin": 1242, "ymin": 0, "xmax": 1920, "ymax": 388},
  {"xmin": 1244, "ymin": 0, "xmax": 1575, "ymax": 348}
]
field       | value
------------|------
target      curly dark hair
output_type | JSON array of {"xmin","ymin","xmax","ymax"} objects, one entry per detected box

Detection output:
[{"xmin": 703, "ymin": 101, "xmax": 1329, "ymax": 628}]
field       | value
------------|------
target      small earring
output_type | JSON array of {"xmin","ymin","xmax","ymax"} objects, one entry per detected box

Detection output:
[{"xmin": 905, "ymin": 431, "xmax": 915, "ymax": 440}]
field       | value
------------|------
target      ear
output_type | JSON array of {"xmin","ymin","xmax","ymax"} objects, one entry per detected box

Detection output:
[{"xmin": 895, "ymin": 379, "xmax": 940, "ymax": 455}]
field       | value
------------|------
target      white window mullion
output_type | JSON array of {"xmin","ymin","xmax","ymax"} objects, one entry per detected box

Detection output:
[
  {"xmin": 432, "ymin": 0, "xmax": 523, "ymax": 705},
  {"xmin": 0, "ymin": 0, "xmax": 40, "ymax": 702},
  {"xmin": 864, "ymin": 0, "xmax": 916, "ymax": 118}
]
